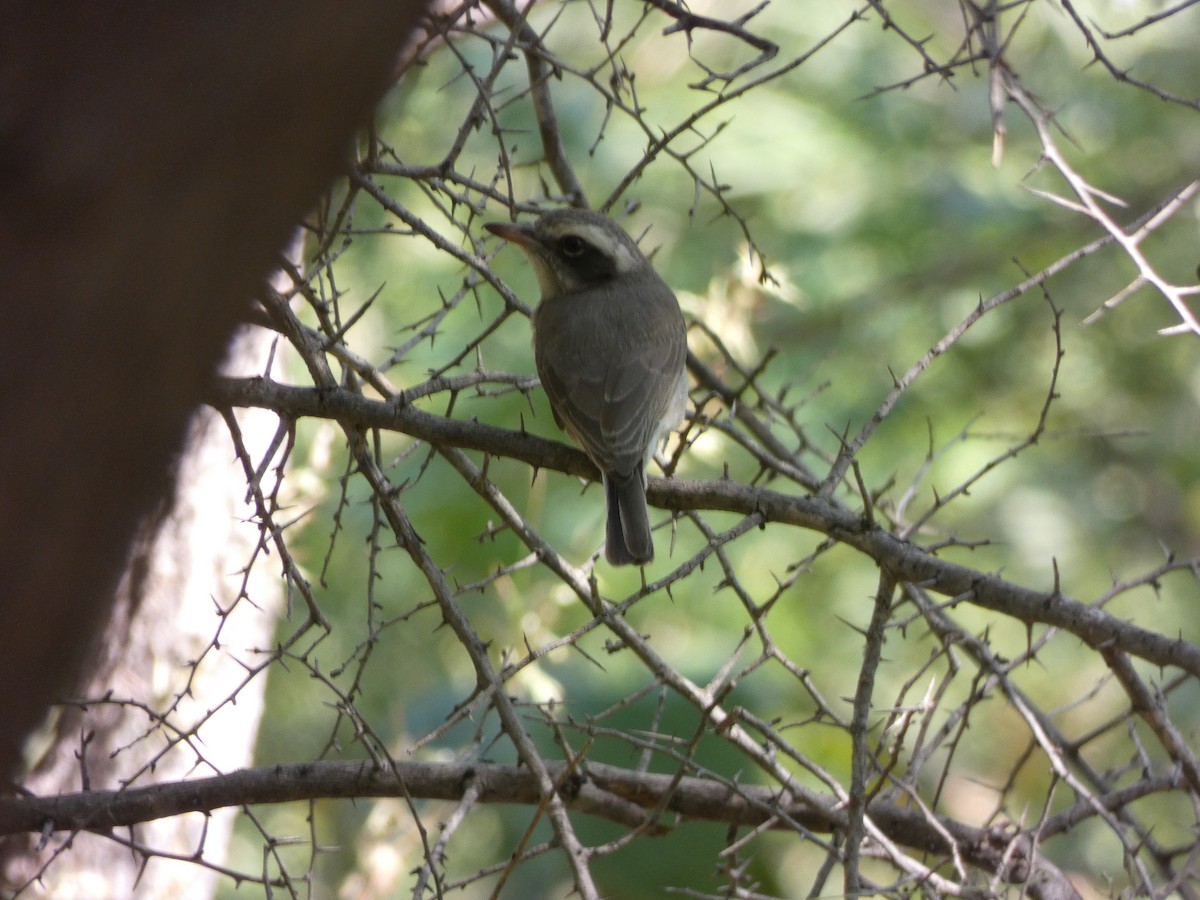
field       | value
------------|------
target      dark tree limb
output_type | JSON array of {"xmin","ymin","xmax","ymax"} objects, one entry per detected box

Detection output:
[
  {"xmin": 0, "ymin": 758, "xmax": 1082, "ymax": 898},
  {"xmin": 210, "ymin": 375, "xmax": 1200, "ymax": 681}
]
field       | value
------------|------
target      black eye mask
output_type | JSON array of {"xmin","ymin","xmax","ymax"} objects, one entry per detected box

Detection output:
[{"xmin": 557, "ymin": 236, "xmax": 617, "ymax": 283}]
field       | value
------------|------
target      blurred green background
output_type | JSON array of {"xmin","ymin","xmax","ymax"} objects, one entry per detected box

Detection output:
[{"xmin": 221, "ymin": 1, "xmax": 1200, "ymax": 896}]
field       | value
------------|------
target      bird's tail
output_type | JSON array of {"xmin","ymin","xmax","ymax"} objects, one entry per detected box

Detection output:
[{"xmin": 604, "ymin": 467, "xmax": 653, "ymax": 566}]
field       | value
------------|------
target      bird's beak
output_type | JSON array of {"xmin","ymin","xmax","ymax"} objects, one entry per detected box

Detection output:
[{"xmin": 485, "ymin": 221, "xmax": 540, "ymax": 250}]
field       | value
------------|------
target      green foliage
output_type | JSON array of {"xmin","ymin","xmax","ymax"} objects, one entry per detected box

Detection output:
[{"xmin": 226, "ymin": 2, "xmax": 1200, "ymax": 896}]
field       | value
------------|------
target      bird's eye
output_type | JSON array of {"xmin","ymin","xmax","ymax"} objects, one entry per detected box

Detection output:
[{"xmin": 560, "ymin": 236, "xmax": 587, "ymax": 258}]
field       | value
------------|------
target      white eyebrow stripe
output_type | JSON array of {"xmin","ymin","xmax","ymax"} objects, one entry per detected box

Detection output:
[
  {"xmin": 548, "ymin": 222, "xmax": 643, "ymax": 274},
  {"xmin": 607, "ymin": 241, "xmax": 641, "ymax": 274}
]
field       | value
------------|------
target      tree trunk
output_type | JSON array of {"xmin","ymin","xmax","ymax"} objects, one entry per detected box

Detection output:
[{"xmin": 3, "ymin": 326, "xmax": 284, "ymax": 898}]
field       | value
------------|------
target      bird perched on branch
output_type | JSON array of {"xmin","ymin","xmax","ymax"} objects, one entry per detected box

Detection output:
[{"xmin": 486, "ymin": 208, "xmax": 688, "ymax": 566}]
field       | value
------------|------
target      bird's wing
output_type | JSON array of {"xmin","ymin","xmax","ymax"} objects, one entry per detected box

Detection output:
[
  {"xmin": 598, "ymin": 321, "xmax": 686, "ymax": 471},
  {"xmin": 536, "ymin": 279, "xmax": 686, "ymax": 479},
  {"xmin": 536, "ymin": 341, "xmax": 614, "ymax": 468}
]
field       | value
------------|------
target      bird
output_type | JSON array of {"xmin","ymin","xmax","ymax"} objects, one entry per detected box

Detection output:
[{"xmin": 486, "ymin": 208, "xmax": 688, "ymax": 566}]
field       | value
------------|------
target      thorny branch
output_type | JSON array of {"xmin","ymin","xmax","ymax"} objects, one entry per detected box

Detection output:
[{"xmin": 13, "ymin": 2, "xmax": 1200, "ymax": 898}]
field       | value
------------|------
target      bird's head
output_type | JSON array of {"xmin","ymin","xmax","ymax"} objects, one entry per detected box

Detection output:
[{"xmin": 485, "ymin": 208, "xmax": 650, "ymax": 300}]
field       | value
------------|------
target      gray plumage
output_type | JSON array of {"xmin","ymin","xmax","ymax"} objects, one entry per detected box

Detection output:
[{"xmin": 486, "ymin": 209, "xmax": 688, "ymax": 565}]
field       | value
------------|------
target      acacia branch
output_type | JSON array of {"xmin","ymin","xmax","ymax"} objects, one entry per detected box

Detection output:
[
  {"xmin": 1005, "ymin": 73, "xmax": 1200, "ymax": 337},
  {"xmin": 482, "ymin": 0, "xmax": 587, "ymax": 206},
  {"xmin": 0, "ymin": 758, "xmax": 1081, "ymax": 896},
  {"xmin": 211, "ymin": 375, "xmax": 1200, "ymax": 680}
]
